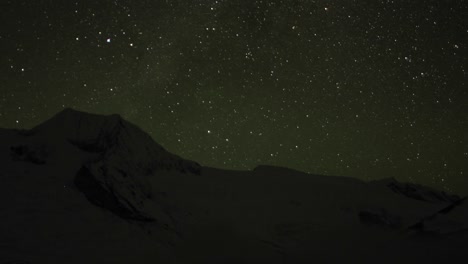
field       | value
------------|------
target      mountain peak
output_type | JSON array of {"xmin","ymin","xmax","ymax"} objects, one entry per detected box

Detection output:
[
  {"xmin": 35, "ymin": 108, "xmax": 124, "ymax": 134},
  {"xmin": 50, "ymin": 107, "xmax": 120, "ymax": 121},
  {"xmin": 26, "ymin": 109, "xmax": 201, "ymax": 222},
  {"xmin": 30, "ymin": 108, "xmax": 201, "ymax": 171}
]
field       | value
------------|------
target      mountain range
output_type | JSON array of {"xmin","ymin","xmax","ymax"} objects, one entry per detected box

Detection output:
[{"xmin": 1, "ymin": 109, "xmax": 467, "ymax": 263}]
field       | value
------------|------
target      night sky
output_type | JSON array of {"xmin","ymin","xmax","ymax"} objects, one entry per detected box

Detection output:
[{"xmin": 1, "ymin": 1, "xmax": 467, "ymax": 194}]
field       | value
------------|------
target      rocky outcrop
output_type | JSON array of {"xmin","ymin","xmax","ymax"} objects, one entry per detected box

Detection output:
[
  {"xmin": 10, "ymin": 144, "xmax": 48, "ymax": 165},
  {"xmin": 359, "ymin": 208, "xmax": 402, "ymax": 228},
  {"xmin": 409, "ymin": 197, "xmax": 468, "ymax": 235},
  {"xmin": 372, "ymin": 177, "xmax": 459, "ymax": 203},
  {"xmin": 387, "ymin": 180, "xmax": 459, "ymax": 203},
  {"xmin": 74, "ymin": 165, "xmax": 154, "ymax": 221}
]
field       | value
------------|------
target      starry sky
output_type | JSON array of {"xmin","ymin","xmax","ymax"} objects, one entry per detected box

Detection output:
[{"xmin": 1, "ymin": 1, "xmax": 467, "ymax": 194}]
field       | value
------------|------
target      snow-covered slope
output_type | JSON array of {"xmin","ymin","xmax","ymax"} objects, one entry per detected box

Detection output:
[
  {"xmin": 30, "ymin": 108, "xmax": 200, "ymax": 222},
  {"xmin": 1, "ymin": 109, "xmax": 467, "ymax": 263},
  {"xmin": 0, "ymin": 109, "xmax": 197, "ymax": 263},
  {"xmin": 369, "ymin": 177, "xmax": 459, "ymax": 203},
  {"xmin": 410, "ymin": 197, "xmax": 468, "ymax": 235}
]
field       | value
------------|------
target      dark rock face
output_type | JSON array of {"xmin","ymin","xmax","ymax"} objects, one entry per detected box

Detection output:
[
  {"xmin": 409, "ymin": 197, "xmax": 468, "ymax": 235},
  {"xmin": 10, "ymin": 144, "xmax": 47, "ymax": 165},
  {"xmin": 152, "ymin": 158, "xmax": 202, "ymax": 175},
  {"xmin": 386, "ymin": 181, "xmax": 459, "ymax": 203},
  {"xmin": 438, "ymin": 197, "xmax": 466, "ymax": 214},
  {"xmin": 359, "ymin": 209, "xmax": 402, "ymax": 228},
  {"xmin": 74, "ymin": 166, "xmax": 154, "ymax": 222},
  {"xmin": 68, "ymin": 139, "xmax": 106, "ymax": 153}
]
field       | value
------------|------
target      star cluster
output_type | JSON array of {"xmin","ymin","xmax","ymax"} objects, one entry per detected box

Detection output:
[{"xmin": 1, "ymin": 1, "xmax": 467, "ymax": 194}]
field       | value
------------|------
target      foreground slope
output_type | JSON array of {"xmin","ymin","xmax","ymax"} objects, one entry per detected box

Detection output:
[{"xmin": 1, "ymin": 109, "xmax": 466, "ymax": 263}]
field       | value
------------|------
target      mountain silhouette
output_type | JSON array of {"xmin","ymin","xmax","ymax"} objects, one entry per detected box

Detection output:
[{"xmin": 1, "ymin": 109, "xmax": 467, "ymax": 263}]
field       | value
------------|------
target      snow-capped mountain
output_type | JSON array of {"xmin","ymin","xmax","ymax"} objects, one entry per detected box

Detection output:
[{"xmin": 1, "ymin": 109, "xmax": 466, "ymax": 263}]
